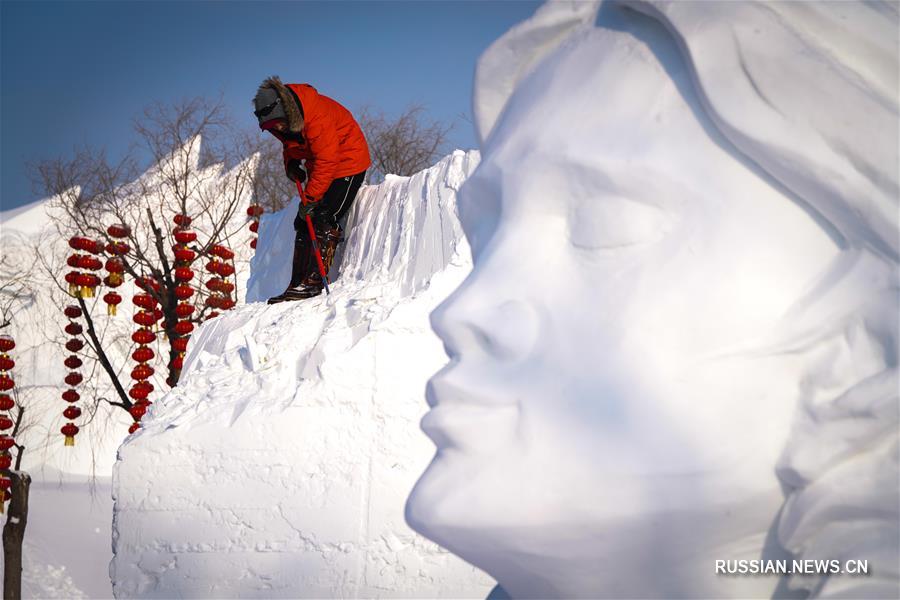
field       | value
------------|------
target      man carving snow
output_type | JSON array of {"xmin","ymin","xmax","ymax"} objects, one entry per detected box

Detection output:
[{"xmin": 253, "ymin": 76, "xmax": 370, "ymax": 303}]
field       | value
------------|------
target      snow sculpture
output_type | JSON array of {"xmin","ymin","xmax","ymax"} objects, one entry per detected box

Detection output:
[{"xmin": 407, "ymin": 1, "xmax": 899, "ymax": 598}]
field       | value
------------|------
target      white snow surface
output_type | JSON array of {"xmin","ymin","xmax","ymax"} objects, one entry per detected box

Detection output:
[{"xmin": 111, "ymin": 150, "xmax": 494, "ymax": 597}]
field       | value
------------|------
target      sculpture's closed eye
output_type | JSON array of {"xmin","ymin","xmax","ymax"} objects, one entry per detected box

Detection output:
[{"xmin": 568, "ymin": 194, "xmax": 672, "ymax": 251}]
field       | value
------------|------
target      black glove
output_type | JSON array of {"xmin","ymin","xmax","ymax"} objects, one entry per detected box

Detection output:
[
  {"xmin": 285, "ymin": 160, "xmax": 307, "ymax": 183},
  {"xmin": 294, "ymin": 199, "xmax": 319, "ymax": 229}
]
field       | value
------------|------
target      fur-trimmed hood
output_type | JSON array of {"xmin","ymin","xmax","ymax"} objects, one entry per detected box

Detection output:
[{"xmin": 254, "ymin": 76, "xmax": 305, "ymax": 133}]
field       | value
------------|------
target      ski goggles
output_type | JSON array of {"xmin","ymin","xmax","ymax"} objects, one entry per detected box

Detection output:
[{"xmin": 254, "ymin": 98, "xmax": 280, "ymax": 120}]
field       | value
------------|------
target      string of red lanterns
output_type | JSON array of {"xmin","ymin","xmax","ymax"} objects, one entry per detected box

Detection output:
[
  {"xmin": 66, "ymin": 237, "xmax": 104, "ymax": 298},
  {"xmin": 0, "ymin": 334, "xmax": 17, "ymax": 512},
  {"xmin": 170, "ymin": 214, "xmax": 197, "ymax": 387},
  {"xmin": 246, "ymin": 204, "xmax": 263, "ymax": 250},
  {"xmin": 59, "ymin": 307, "xmax": 83, "ymax": 446}
]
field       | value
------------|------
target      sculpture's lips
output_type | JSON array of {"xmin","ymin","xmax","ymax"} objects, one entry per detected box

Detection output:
[
  {"xmin": 420, "ymin": 402, "xmax": 519, "ymax": 450},
  {"xmin": 422, "ymin": 373, "xmax": 519, "ymax": 450}
]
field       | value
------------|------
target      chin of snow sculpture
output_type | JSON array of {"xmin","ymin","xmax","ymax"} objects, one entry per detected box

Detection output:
[{"xmin": 407, "ymin": 1, "xmax": 899, "ymax": 598}]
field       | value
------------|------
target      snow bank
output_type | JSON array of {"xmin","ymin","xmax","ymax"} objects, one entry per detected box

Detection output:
[{"xmin": 111, "ymin": 151, "xmax": 493, "ymax": 597}]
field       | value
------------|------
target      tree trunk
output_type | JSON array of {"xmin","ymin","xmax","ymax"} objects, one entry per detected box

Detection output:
[{"xmin": 3, "ymin": 471, "xmax": 30, "ymax": 600}]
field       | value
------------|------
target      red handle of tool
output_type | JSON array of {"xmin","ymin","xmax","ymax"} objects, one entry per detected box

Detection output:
[{"xmin": 295, "ymin": 179, "xmax": 330, "ymax": 294}]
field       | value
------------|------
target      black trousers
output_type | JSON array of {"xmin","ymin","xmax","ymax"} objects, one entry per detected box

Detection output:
[
  {"xmin": 290, "ymin": 170, "xmax": 366, "ymax": 286},
  {"xmin": 294, "ymin": 170, "xmax": 366, "ymax": 233}
]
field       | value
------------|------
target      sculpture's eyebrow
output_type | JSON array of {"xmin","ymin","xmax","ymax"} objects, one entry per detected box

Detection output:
[{"xmin": 554, "ymin": 156, "xmax": 693, "ymax": 214}]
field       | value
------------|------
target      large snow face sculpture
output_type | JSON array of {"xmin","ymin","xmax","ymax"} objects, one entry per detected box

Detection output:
[{"xmin": 408, "ymin": 1, "xmax": 898, "ymax": 598}]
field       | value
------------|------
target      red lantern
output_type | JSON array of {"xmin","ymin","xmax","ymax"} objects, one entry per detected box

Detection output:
[
  {"xmin": 0, "ymin": 477, "xmax": 10, "ymax": 490},
  {"xmin": 0, "ymin": 356, "xmax": 13, "ymax": 371},
  {"xmin": 205, "ymin": 295, "xmax": 221, "ymax": 309},
  {"xmin": 107, "ymin": 223, "xmax": 131, "ymax": 238},
  {"xmin": 220, "ymin": 298, "xmax": 236, "ymax": 311},
  {"xmin": 129, "ymin": 386, "xmax": 149, "ymax": 401},
  {"xmin": 68, "ymin": 236, "xmax": 87, "ymax": 251},
  {"xmin": 174, "ymin": 321, "xmax": 194, "ymax": 335},
  {"xmin": 106, "ymin": 241, "xmax": 130, "ymax": 255},
  {"xmin": 132, "ymin": 380, "xmax": 154, "ymax": 395},
  {"xmin": 64, "ymin": 322, "xmax": 83, "ymax": 336},
  {"xmin": 133, "ymin": 311, "xmax": 156, "ymax": 327},
  {"xmin": 175, "ymin": 284, "xmax": 194, "ymax": 300},
  {"xmin": 0, "ymin": 395, "xmax": 14, "ymax": 411},
  {"xmin": 84, "ymin": 239, "xmax": 103, "ymax": 254},
  {"xmin": 132, "ymin": 346, "xmax": 154, "ymax": 363},
  {"xmin": 66, "ymin": 254, "xmax": 82, "ymax": 268},
  {"xmin": 173, "ymin": 228, "xmax": 197, "ymax": 244},
  {"xmin": 172, "ymin": 355, "xmax": 184, "ymax": 371},
  {"xmin": 173, "ymin": 214, "xmax": 192, "ymax": 227},
  {"xmin": 0, "ymin": 417, "xmax": 12, "ymax": 431},
  {"xmin": 205, "ymin": 278, "xmax": 224, "ymax": 292},
  {"xmin": 128, "ymin": 422, "xmax": 140, "ymax": 434},
  {"xmin": 0, "ymin": 455, "xmax": 10, "ymax": 471},
  {"xmin": 0, "ymin": 437, "xmax": 14, "ymax": 451},
  {"xmin": 131, "ymin": 364, "xmax": 154, "ymax": 380},
  {"xmin": 61, "ymin": 423, "xmax": 79, "ymax": 446},
  {"xmin": 215, "ymin": 246, "xmax": 235, "ymax": 260},
  {"xmin": 104, "ymin": 292, "xmax": 123, "ymax": 315},
  {"xmin": 64, "ymin": 306, "xmax": 82, "ymax": 319},
  {"xmin": 220, "ymin": 282, "xmax": 235, "ymax": 295},
  {"xmin": 66, "ymin": 338, "xmax": 85, "ymax": 352},
  {"xmin": 206, "ymin": 312, "xmax": 220, "ymax": 320},
  {"xmin": 105, "ymin": 258, "xmax": 125, "ymax": 273},
  {"xmin": 0, "ymin": 376, "xmax": 13, "ymax": 392},
  {"xmin": 246, "ymin": 204, "xmax": 264, "ymax": 217},
  {"xmin": 132, "ymin": 293, "xmax": 157, "ymax": 310},
  {"xmin": 64, "ymin": 372, "xmax": 83, "ymax": 386},
  {"xmin": 63, "ymin": 406, "xmax": 82, "ymax": 420},
  {"xmin": 205, "ymin": 259, "xmax": 221, "ymax": 273},
  {"xmin": 65, "ymin": 271, "xmax": 80, "ymax": 292},
  {"xmin": 218, "ymin": 263, "xmax": 235, "ymax": 277},
  {"xmin": 175, "ymin": 303, "xmax": 194, "ymax": 318},
  {"xmin": 249, "ymin": 221, "xmax": 259, "ymax": 233},
  {"xmin": 173, "ymin": 245, "xmax": 196, "ymax": 262},
  {"xmin": 171, "ymin": 337, "xmax": 189, "ymax": 352},
  {"xmin": 62, "ymin": 389, "xmax": 80, "ymax": 403},
  {"xmin": 250, "ymin": 238, "xmax": 258, "ymax": 249},
  {"xmin": 104, "ymin": 274, "xmax": 124, "ymax": 288},
  {"xmin": 64, "ymin": 355, "xmax": 83, "ymax": 369},
  {"xmin": 131, "ymin": 329, "xmax": 155, "ymax": 345},
  {"xmin": 129, "ymin": 404, "xmax": 147, "ymax": 422},
  {"xmin": 80, "ymin": 256, "xmax": 102, "ymax": 271},
  {"xmin": 174, "ymin": 267, "xmax": 194, "ymax": 281},
  {"xmin": 0, "ymin": 337, "xmax": 14, "ymax": 353}
]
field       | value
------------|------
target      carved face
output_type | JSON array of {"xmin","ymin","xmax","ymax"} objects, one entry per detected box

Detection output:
[{"xmin": 408, "ymin": 14, "xmax": 840, "ymax": 595}]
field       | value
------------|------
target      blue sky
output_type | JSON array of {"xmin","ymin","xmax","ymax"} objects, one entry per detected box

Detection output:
[{"xmin": 1, "ymin": 0, "xmax": 540, "ymax": 211}]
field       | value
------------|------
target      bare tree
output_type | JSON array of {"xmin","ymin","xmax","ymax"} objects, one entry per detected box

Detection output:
[
  {"xmin": 31, "ymin": 95, "xmax": 254, "ymax": 435},
  {"xmin": 357, "ymin": 104, "xmax": 452, "ymax": 183}
]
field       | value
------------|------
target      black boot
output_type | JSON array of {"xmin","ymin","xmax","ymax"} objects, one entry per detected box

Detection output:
[{"xmin": 267, "ymin": 237, "xmax": 317, "ymax": 304}]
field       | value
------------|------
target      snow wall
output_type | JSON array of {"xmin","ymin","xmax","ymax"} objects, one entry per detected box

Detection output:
[{"xmin": 110, "ymin": 150, "xmax": 495, "ymax": 598}]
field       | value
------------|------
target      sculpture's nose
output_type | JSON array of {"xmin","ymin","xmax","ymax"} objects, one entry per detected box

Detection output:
[{"xmin": 430, "ymin": 278, "xmax": 540, "ymax": 364}]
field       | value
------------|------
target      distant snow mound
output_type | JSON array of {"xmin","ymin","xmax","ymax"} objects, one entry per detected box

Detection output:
[{"xmin": 111, "ymin": 150, "xmax": 493, "ymax": 598}]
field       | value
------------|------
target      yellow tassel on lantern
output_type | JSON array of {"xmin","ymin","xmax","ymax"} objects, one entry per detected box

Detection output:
[
  {"xmin": 108, "ymin": 304, "xmax": 117, "ymax": 316},
  {"xmin": 110, "ymin": 273, "xmax": 123, "ymax": 285},
  {"xmin": 0, "ymin": 499, "xmax": 4, "ymax": 514},
  {"xmin": 64, "ymin": 435, "xmax": 75, "ymax": 447}
]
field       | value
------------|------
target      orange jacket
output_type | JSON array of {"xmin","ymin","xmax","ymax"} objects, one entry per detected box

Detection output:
[{"xmin": 281, "ymin": 84, "xmax": 371, "ymax": 200}]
